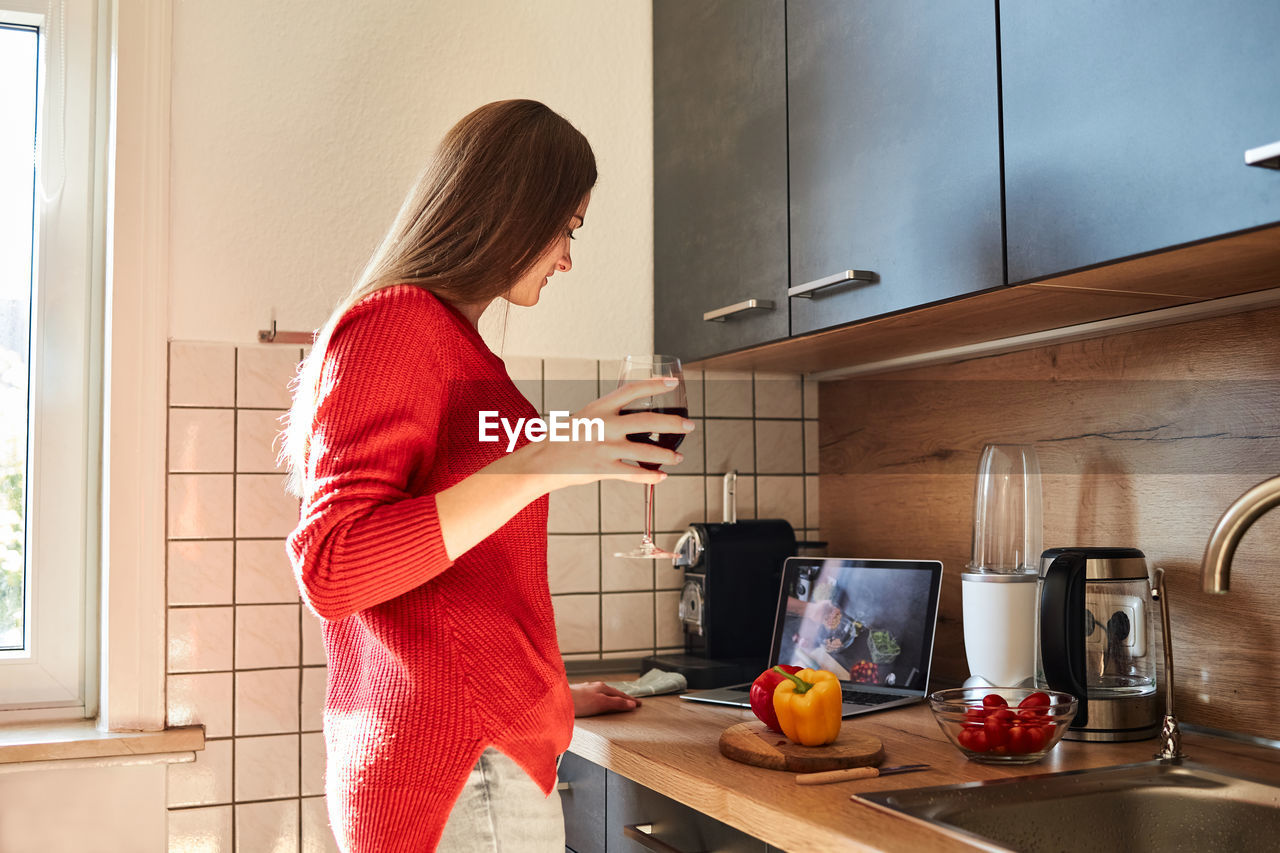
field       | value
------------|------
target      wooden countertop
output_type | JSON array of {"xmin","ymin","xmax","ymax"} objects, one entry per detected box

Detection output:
[{"xmin": 568, "ymin": 685, "xmax": 1280, "ymax": 852}]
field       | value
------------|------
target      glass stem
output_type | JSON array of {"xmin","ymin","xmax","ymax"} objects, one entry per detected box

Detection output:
[{"xmin": 641, "ymin": 483, "xmax": 656, "ymax": 546}]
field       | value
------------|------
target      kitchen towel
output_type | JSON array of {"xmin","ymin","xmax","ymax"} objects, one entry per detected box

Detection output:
[{"xmin": 603, "ymin": 668, "xmax": 688, "ymax": 697}]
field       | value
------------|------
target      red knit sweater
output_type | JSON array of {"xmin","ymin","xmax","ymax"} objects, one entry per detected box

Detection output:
[{"xmin": 287, "ymin": 285, "xmax": 573, "ymax": 852}]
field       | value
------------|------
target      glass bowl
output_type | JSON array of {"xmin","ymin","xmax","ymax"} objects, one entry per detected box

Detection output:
[{"xmin": 928, "ymin": 687, "xmax": 1077, "ymax": 765}]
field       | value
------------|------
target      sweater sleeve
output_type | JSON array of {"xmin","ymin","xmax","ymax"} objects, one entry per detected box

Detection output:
[{"xmin": 287, "ymin": 294, "xmax": 456, "ymax": 620}]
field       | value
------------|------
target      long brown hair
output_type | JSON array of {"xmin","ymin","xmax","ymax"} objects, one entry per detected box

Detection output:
[{"xmin": 282, "ymin": 99, "xmax": 597, "ymax": 495}]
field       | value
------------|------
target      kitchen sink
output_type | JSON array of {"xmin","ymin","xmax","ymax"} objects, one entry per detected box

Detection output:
[{"xmin": 859, "ymin": 761, "xmax": 1280, "ymax": 852}]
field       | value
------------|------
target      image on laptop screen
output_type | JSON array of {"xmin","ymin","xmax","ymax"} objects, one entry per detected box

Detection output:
[{"xmin": 771, "ymin": 559, "xmax": 940, "ymax": 692}]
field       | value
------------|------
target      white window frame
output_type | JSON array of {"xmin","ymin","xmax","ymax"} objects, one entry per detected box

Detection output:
[
  {"xmin": 96, "ymin": 0, "xmax": 171, "ymax": 732},
  {"xmin": 0, "ymin": 0, "xmax": 105, "ymax": 722},
  {"xmin": 0, "ymin": 0, "xmax": 171, "ymax": 732}
]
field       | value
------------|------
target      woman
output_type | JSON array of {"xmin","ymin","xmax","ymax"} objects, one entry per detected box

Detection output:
[{"xmin": 283, "ymin": 100, "xmax": 692, "ymax": 851}]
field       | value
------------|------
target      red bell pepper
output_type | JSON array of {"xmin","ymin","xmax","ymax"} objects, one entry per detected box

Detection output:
[{"xmin": 749, "ymin": 664, "xmax": 802, "ymax": 732}]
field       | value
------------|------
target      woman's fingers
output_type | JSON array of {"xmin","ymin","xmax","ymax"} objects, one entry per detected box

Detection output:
[
  {"xmin": 596, "ymin": 377, "xmax": 682, "ymax": 411},
  {"xmin": 601, "ymin": 461, "xmax": 667, "ymax": 484},
  {"xmin": 613, "ymin": 411, "xmax": 694, "ymax": 438},
  {"xmin": 525, "ymin": 386, "xmax": 695, "ymax": 487},
  {"xmin": 596, "ymin": 694, "xmax": 639, "ymax": 713},
  {"xmin": 529, "ymin": 439, "xmax": 678, "ymax": 482},
  {"xmin": 610, "ymin": 439, "xmax": 682, "ymax": 469},
  {"xmin": 595, "ymin": 683, "xmax": 641, "ymax": 704},
  {"xmin": 571, "ymin": 682, "xmax": 640, "ymax": 717}
]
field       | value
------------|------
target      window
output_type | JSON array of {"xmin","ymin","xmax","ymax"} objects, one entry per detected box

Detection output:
[
  {"xmin": 0, "ymin": 0, "xmax": 103, "ymax": 720},
  {"xmin": 0, "ymin": 23, "xmax": 37, "ymax": 655}
]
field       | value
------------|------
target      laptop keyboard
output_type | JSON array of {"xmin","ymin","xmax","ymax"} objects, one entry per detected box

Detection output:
[
  {"xmin": 721, "ymin": 685, "xmax": 891, "ymax": 706},
  {"xmin": 842, "ymin": 688, "xmax": 892, "ymax": 706}
]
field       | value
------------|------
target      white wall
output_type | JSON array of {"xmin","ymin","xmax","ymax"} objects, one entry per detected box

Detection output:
[
  {"xmin": 0, "ymin": 763, "xmax": 167, "ymax": 852},
  {"xmin": 169, "ymin": 0, "xmax": 654, "ymax": 359}
]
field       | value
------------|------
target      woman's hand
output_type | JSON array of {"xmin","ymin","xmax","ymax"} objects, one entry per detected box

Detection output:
[
  {"xmin": 513, "ymin": 377, "xmax": 695, "ymax": 487},
  {"xmin": 435, "ymin": 378, "xmax": 694, "ymax": 560},
  {"xmin": 571, "ymin": 681, "xmax": 641, "ymax": 717}
]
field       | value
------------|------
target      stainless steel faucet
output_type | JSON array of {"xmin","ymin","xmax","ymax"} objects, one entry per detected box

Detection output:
[
  {"xmin": 1152, "ymin": 567, "xmax": 1184, "ymax": 761},
  {"xmin": 1201, "ymin": 475, "xmax": 1280, "ymax": 593},
  {"xmin": 1147, "ymin": 476, "xmax": 1280, "ymax": 761},
  {"xmin": 1162, "ymin": 475, "xmax": 1280, "ymax": 760}
]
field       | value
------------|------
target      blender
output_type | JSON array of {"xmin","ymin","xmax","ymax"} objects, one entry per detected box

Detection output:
[{"xmin": 961, "ymin": 444, "xmax": 1043, "ymax": 688}]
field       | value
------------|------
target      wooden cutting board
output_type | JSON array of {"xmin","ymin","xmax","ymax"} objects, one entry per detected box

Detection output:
[{"xmin": 718, "ymin": 721, "xmax": 885, "ymax": 772}]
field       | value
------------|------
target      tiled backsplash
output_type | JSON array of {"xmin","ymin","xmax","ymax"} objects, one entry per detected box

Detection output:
[
  {"xmin": 165, "ymin": 342, "xmax": 328, "ymax": 852},
  {"xmin": 162, "ymin": 343, "xmax": 815, "ymax": 851},
  {"xmin": 518, "ymin": 359, "xmax": 821, "ymax": 660}
]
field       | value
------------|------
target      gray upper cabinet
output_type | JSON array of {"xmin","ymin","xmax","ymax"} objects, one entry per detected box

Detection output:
[
  {"xmin": 1001, "ymin": 0, "xmax": 1280, "ymax": 284},
  {"xmin": 787, "ymin": 0, "xmax": 1004, "ymax": 336},
  {"xmin": 653, "ymin": 0, "xmax": 789, "ymax": 363}
]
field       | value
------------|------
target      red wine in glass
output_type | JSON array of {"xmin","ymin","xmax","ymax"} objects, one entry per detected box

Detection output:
[
  {"xmin": 614, "ymin": 355, "xmax": 686, "ymax": 559},
  {"xmin": 619, "ymin": 405, "xmax": 689, "ymax": 471}
]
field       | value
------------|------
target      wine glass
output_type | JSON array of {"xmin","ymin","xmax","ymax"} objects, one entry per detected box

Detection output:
[{"xmin": 613, "ymin": 355, "xmax": 687, "ymax": 559}]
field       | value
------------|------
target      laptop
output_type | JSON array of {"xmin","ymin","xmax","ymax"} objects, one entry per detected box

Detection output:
[{"xmin": 680, "ymin": 557, "xmax": 944, "ymax": 717}]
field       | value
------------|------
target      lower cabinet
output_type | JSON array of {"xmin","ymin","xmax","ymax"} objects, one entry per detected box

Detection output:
[
  {"xmin": 560, "ymin": 751, "xmax": 607, "ymax": 853},
  {"xmin": 560, "ymin": 752, "xmax": 776, "ymax": 853}
]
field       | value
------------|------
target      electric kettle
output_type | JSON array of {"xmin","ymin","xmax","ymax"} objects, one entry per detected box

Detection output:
[{"xmin": 1037, "ymin": 547, "xmax": 1162, "ymax": 742}]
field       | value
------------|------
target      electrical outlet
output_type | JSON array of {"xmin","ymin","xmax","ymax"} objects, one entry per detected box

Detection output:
[{"xmin": 1085, "ymin": 595, "xmax": 1145, "ymax": 657}]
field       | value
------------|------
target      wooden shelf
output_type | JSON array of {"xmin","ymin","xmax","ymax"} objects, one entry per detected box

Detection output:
[{"xmin": 690, "ymin": 223, "xmax": 1280, "ymax": 375}]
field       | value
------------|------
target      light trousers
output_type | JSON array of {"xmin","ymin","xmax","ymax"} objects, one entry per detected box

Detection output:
[{"xmin": 437, "ymin": 747, "xmax": 565, "ymax": 852}]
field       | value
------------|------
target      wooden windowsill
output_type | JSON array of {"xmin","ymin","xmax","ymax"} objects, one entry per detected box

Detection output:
[{"xmin": 0, "ymin": 721, "xmax": 204, "ymax": 766}]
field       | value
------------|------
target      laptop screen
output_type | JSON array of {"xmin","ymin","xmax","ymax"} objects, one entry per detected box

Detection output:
[{"xmin": 770, "ymin": 558, "xmax": 944, "ymax": 694}]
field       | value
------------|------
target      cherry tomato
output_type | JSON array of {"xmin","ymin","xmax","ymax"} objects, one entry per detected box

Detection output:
[
  {"xmin": 967, "ymin": 728, "xmax": 991, "ymax": 752},
  {"xmin": 957, "ymin": 727, "xmax": 973, "ymax": 750},
  {"xmin": 1009, "ymin": 722, "xmax": 1053, "ymax": 754},
  {"xmin": 1018, "ymin": 691, "xmax": 1051, "ymax": 711},
  {"xmin": 1017, "ymin": 708, "xmax": 1049, "ymax": 726},
  {"xmin": 984, "ymin": 708, "xmax": 1014, "ymax": 747},
  {"xmin": 1007, "ymin": 725, "xmax": 1033, "ymax": 753},
  {"xmin": 982, "ymin": 693, "xmax": 1008, "ymax": 710},
  {"xmin": 964, "ymin": 707, "xmax": 988, "ymax": 724}
]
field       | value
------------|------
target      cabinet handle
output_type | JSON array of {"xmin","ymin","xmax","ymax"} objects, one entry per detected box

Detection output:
[
  {"xmin": 702, "ymin": 298, "xmax": 776, "ymax": 322},
  {"xmin": 555, "ymin": 781, "xmax": 571, "ymax": 792},
  {"xmin": 1245, "ymin": 140, "xmax": 1280, "ymax": 169},
  {"xmin": 787, "ymin": 269, "xmax": 878, "ymax": 298},
  {"xmin": 621, "ymin": 824, "xmax": 695, "ymax": 853}
]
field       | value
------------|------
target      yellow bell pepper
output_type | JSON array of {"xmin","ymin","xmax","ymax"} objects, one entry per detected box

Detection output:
[{"xmin": 770, "ymin": 667, "xmax": 843, "ymax": 746}]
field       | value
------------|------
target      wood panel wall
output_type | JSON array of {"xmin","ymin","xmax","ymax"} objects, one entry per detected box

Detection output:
[{"xmin": 818, "ymin": 304, "xmax": 1280, "ymax": 741}]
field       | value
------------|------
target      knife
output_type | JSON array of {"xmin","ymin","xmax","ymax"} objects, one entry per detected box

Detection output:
[{"xmin": 795, "ymin": 764, "xmax": 930, "ymax": 785}]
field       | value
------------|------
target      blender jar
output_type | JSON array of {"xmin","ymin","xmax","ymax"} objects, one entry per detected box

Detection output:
[{"xmin": 961, "ymin": 444, "xmax": 1043, "ymax": 688}]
